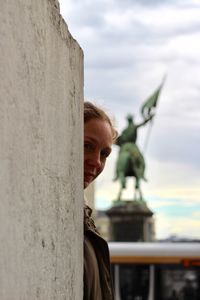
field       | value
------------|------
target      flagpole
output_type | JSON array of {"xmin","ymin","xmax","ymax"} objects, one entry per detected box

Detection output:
[{"xmin": 143, "ymin": 118, "xmax": 154, "ymax": 154}]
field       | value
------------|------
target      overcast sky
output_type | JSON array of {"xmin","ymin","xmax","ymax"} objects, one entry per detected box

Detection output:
[{"xmin": 60, "ymin": 0, "xmax": 200, "ymax": 239}]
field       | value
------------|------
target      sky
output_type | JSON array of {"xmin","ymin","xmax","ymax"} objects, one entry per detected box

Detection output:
[{"xmin": 59, "ymin": 0, "xmax": 200, "ymax": 239}]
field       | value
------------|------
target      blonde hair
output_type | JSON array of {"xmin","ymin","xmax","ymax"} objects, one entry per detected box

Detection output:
[{"xmin": 84, "ymin": 101, "xmax": 118, "ymax": 142}]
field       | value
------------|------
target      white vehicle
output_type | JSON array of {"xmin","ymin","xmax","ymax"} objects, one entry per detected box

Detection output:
[{"xmin": 108, "ymin": 242, "xmax": 200, "ymax": 300}]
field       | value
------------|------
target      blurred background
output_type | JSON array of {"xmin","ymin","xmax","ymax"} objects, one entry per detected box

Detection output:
[
  {"xmin": 60, "ymin": 0, "xmax": 200, "ymax": 240},
  {"xmin": 60, "ymin": 1, "xmax": 200, "ymax": 299}
]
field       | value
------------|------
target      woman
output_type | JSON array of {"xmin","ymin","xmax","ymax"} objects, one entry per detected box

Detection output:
[{"xmin": 84, "ymin": 102, "xmax": 117, "ymax": 300}]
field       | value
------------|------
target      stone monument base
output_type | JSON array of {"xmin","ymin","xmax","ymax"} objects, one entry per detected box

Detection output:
[{"xmin": 106, "ymin": 200, "xmax": 154, "ymax": 242}]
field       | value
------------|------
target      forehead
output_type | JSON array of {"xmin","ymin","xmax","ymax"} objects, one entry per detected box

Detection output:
[{"xmin": 84, "ymin": 118, "xmax": 113, "ymax": 147}]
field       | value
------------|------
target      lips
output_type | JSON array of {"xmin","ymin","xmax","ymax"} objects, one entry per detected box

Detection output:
[{"xmin": 84, "ymin": 173, "xmax": 95, "ymax": 181}]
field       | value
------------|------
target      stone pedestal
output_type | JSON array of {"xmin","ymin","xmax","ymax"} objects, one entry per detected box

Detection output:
[{"xmin": 106, "ymin": 200, "xmax": 154, "ymax": 242}]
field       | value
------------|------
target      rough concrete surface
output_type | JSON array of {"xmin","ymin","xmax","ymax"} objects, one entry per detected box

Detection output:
[{"xmin": 0, "ymin": 0, "xmax": 83, "ymax": 299}]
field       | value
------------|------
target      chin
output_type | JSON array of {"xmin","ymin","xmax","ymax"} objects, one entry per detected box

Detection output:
[{"xmin": 84, "ymin": 182, "xmax": 89, "ymax": 189}]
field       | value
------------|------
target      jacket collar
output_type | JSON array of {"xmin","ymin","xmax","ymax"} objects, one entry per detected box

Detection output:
[{"xmin": 84, "ymin": 205, "xmax": 100, "ymax": 235}]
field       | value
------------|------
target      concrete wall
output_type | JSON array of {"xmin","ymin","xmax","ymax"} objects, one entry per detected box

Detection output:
[{"xmin": 0, "ymin": 0, "xmax": 83, "ymax": 299}]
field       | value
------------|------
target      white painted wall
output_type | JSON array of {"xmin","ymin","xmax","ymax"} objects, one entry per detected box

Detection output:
[{"xmin": 0, "ymin": 0, "xmax": 83, "ymax": 299}]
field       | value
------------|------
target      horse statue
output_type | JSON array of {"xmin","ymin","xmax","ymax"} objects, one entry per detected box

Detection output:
[
  {"xmin": 114, "ymin": 114, "xmax": 152, "ymax": 202},
  {"xmin": 114, "ymin": 142, "xmax": 146, "ymax": 201}
]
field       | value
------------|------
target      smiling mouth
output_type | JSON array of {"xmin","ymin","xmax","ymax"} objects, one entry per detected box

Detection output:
[{"xmin": 84, "ymin": 173, "xmax": 95, "ymax": 181}]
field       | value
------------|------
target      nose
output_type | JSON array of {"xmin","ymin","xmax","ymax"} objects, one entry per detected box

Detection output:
[{"xmin": 88, "ymin": 151, "xmax": 102, "ymax": 170}]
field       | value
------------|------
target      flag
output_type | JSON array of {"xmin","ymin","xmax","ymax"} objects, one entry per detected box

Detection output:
[{"xmin": 140, "ymin": 75, "xmax": 166, "ymax": 120}]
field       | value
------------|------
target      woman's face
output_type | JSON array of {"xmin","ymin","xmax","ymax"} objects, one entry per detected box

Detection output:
[{"xmin": 84, "ymin": 118, "xmax": 113, "ymax": 189}]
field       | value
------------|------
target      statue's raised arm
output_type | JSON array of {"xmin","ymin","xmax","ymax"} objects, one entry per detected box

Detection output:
[{"xmin": 116, "ymin": 113, "xmax": 153, "ymax": 147}]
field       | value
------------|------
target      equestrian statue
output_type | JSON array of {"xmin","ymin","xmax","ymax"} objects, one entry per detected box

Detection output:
[{"xmin": 114, "ymin": 77, "xmax": 165, "ymax": 202}]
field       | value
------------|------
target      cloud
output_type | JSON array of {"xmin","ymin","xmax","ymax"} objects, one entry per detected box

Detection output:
[
  {"xmin": 193, "ymin": 211, "xmax": 200, "ymax": 218},
  {"xmin": 155, "ymin": 213, "xmax": 200, "ymax": 239}
]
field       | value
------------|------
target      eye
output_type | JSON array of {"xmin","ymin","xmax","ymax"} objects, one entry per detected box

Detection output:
[
  {"xmin": 84, "ymin": 142, "xmax": 95, "ymax": 152},
  {"xmin": 101, "ymin": 149, "xmax": 111, "ymax": 158}
]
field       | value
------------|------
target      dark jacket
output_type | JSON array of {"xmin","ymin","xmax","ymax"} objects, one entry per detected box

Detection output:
[{"xmin": 84, "ymin": 205, "xmax": 114, "ymax": 300}]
